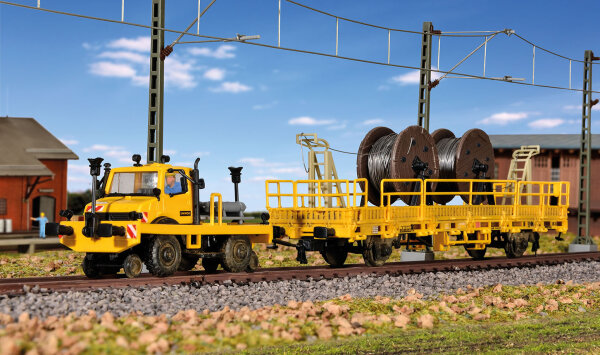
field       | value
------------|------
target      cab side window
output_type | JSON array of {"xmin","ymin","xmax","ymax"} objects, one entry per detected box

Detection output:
[{"xmin": 164, "ymin": 173, "xmax": 187, "ymax": 195}]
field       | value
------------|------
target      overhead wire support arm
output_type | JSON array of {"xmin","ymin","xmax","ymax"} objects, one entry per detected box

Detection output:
[
  {"xmin": 161, "ymin": 0, "xmax": 217, "ymax": 59},
  {"xmin": 1, "ymin": 1, "xmax": 599, "ymax": 94}
]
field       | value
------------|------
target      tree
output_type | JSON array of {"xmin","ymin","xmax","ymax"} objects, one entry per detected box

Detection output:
[{"xmin": 68, "ymin": 190, "xmax": 92, "ymax": 215}]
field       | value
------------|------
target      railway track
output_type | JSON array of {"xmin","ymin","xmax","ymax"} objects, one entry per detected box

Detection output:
[{"xmin": 1, "ymin": 252, "xmax": 599, "ymax": 296}]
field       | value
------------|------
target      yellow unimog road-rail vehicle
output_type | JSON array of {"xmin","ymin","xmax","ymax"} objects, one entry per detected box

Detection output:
[
  {"xmin": 266, "ymin": 178, "xmax": 569, "ymax": 267},
  {"xmin": 47, "ymin": 155, "xmax": 272, "ymax": 278}
]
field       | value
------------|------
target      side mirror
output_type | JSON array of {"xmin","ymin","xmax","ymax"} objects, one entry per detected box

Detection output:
[
  {"xmin": 198, "ymin": 178, "xmax": 205, "ymax": 189},
  {"xmin": 180, "ymin": 177, "xmax": 189, "ymax": 193},
  {"xmin": 153, "ymin": 188, "xmax": 161, "ymax": 201}
]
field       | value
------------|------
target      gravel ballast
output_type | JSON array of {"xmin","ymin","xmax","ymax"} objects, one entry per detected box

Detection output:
[{"xmin": 2, "ymin": 261, "xmax": 600, "ymax": 320}]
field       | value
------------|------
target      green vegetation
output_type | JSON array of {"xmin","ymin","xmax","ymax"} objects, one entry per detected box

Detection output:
[{"xmin": 2, "ymin": 282, "xmax": 600, "ymax": 354}]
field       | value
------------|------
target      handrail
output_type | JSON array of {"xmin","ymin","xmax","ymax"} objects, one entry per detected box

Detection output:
[
  {"xmin": 265, "ymin": 179, "xmax": 367, "ymax": 208},
  {"xmin": 209, "ymin": 193, "xmax": 223, "ymax": 225}
]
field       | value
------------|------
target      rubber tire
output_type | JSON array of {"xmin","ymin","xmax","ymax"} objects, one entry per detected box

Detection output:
[
  {"xmin": 321, "ymin": 247, "xmax": 348, "ymax": 268},
  {"xmin": 221, "ymin": 236, "xmax": 252, "ymax": 273},
  {"xmin": 202, "ymin": 258, "xmax": 220, "ymax": 273},
  {"xmin": 505, "ymin": 232, "xmax": 530, "ymax": 258},
  {"xmin": 82, "ymin": 253, "xmax": 101, "ymax": 278},
  {"xmin": 363, "ymin": 237, "xmax": 392, "ymax": 267},
  {"xmin": 145, "ymin": 235, "xmax": 182, "ymax": 277},
  {"xmin": 123, "ymin": 254, "xmax": 143, "ymax": 278},
  {"xmin": 246, "ymin": 251, "xmax": 259, "ymax": 272},
  {"xmin": 178, "ymin": 254, "xmax": 201, "ymax": 271},
  {"xmin": 465, "ymin": 246, "xmax": 487, "ymax": 260}
]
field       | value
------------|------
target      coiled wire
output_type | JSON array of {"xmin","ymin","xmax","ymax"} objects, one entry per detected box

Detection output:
[
  {"xmin": 367, "ymin": 133, "xmax": 397, "ymax": 195},
  {"xmin": 436, "ymin": 137, "xmax": 461, "ymax": 179}
]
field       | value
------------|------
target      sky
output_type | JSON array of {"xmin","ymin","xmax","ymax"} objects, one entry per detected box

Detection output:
[{"xmin": 0, "ymin": 0, "xmax": 599, "ymax": 211}]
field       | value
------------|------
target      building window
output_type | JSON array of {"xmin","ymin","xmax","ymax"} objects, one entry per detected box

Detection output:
[
  {"xmin": 535, "ymin": 156, "xmax": 547, "ymax": 168},
  {"xmin": 0, "ymin": 198, "xmax": 6, "ymax": 215},
  {"xmin": 551, "ymin": 156, "xmax": 560, "ymax": 181}
]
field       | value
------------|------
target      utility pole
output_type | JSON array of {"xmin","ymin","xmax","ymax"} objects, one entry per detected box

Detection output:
[
  {"xmin": 147, "ymin": 0, "xmax": 166, "ymax": 163},
  {"xmin": 570, "ymin": 50, "xmax": 599, "ymax": 252},
  {"xmin": 417, "ymin": 21, "xmax": 434, "ymax": 132}
]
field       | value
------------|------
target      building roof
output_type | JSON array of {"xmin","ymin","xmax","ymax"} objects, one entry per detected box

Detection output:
[
  {"xmin": 0, "ymin": 117, "xmax": 78, "ymax": 176},
  {"xmin": 489, "ymin": 134, "xmax": 600, "ymax": 150}
]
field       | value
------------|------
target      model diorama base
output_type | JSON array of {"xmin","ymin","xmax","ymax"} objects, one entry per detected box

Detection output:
[
  {"xmin": 568, "ymin": 243, "xmax": 598, "ymax": 252},
  {"xmin": 401, "ymin": 250, "xmax": 435, "ymax": 262}
]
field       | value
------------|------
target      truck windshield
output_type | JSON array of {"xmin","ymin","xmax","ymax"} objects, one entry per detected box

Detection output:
[{"xmin": 108, "ymin": 172, "xmax": 158, "ymax": 196}]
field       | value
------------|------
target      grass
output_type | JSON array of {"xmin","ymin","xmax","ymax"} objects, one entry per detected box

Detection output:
[
  {"xmin": 3, "ymin": 282, "xmax": 600, "ymax": 354},
  {"xmin": 251, "ymin": 312, "xmax": 600, "ymax": 354}
]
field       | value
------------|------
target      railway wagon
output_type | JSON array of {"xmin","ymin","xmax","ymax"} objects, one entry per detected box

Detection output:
[{"xmin": 266, "ymin": 178, "xmax": 569, "ymax": 266}]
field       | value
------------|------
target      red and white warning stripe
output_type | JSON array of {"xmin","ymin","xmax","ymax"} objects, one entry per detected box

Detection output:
[
  {"xmin": 85, "ymin": 205, "xmax": 105, "ymax": 212},
  {"xmin": 141, "ymin": 212, "xmax": 149, "ymax": 223},
  {"xmin": 126, "ymin": 224, "xmax": 137, "ymax": 239}
]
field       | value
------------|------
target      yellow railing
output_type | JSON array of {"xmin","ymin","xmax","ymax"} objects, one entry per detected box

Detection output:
[
  {"xmin": 209, "ymin": 193, "xmax": 223, "ymax": 226},
  {"xmin": 265, "ymin": 179, "xmax": 368, "ymax": 209}
]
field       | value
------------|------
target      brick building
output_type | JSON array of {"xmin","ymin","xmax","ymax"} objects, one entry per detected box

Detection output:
[
  {"xmin": 0, "ymin": 117, "xmax": 78, "ymax": 232},
  {"xmin": 490, "ymin": 134, "xmax": 600, "ymax": 236}
]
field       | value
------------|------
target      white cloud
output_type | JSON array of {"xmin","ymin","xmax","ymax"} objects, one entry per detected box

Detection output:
[
  {"xmin": 203, "ymin": 68, "xmax": 225, "ymax": 81},
  {"xmin": 328, "ymin": 123, "xmax": 347, "ymax": 130},
  {"xmin": 89, "ymin": 61, "xmax": 147, "ymax": 86},
  {"xmin": 60, "ymin": 138, "xmax": 79, "ymax": 145},
  {"xmin": 563, "ymin": 104, "xmax": 600, "ymax": 111},
  {"xmin": 107, "ymin": 36, "xmax": 150, "ymax": 52},
  {"xmin": 253, "ymin": 101, "xmax": 278, "ymax": 110},
  {"xmin": 363, "ymin": 118, "xmax": 384, "ymax": 125},
  {"xmin": 193, "ymin": 151, "xmax": 211, "ymax": 157},
  {"xmin": 163, "ymin": 149, "xmax": 177, "ymax": 155},
  {"xmin": 288, "ymin": 116, "xmax": 336, "ymax": 125},
  {"xmin": 270, "ymin": 167, "xmax": 305, "ymax": 175},
  {"xmin": 210, "ymin": 81, "xmax": 252, "ymax": 93},
  {"xmin": 478, "ymin": 112, "xmax": 528, "ymax": 125},
  {"xmin": 391, "ymin": 68, "xmax": 442, "ymax": 85},
  {"xmin": 189, "ymin": 45, "xmax": 236, "ymax": 59},
  {"xmin": 98, "ymin": 51, "xmax": 147, "ymax": 64},
  {"xmin": 528, "ymin": 118, "xmax": 565, "ymax": 129},
  {"xmin": 165, "ymin": 57, "xmax": 196, "ymax": 89},
  {"xmin": 249, "ymin": 176, "xmax": 277, "ymax": 182},
  {"xmin": 83, "ymin": 144, "xmax": 118, "ymax": 152},
  {"xmin": 68, "ymin": 164, "xmax": 92, "ymax": 175}
]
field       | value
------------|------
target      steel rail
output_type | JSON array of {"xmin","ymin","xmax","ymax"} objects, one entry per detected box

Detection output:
[{"xmin": 1, "ymin": 252, "xmax": 600, "ymax": 296}]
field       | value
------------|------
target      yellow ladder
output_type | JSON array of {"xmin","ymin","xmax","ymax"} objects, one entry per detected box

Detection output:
[
  {"xmin": 504, "ymin": 145, "xmax": 540, "ymax": 204},
  {"xmin": 296, "ymin": 133, "xmax": 345, "ymax": 208}
]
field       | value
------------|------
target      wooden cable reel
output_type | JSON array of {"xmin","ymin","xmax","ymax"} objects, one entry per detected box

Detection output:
[
  {"xmin": 431, "ymin": 128, "xmax": 495, "ymax": 204},
  {"xmin": 357, "ymin": 125, "xmax": 439, "ymax": 206}
]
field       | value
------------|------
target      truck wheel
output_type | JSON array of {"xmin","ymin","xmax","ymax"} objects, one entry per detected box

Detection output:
[
  {"xmin": 145, "ymin": 235, "xmax": 182, "ymax": 277},
  {"xmin": 321, "ymin": 246, "xmax": 348, "ymax": 268},
  {"xmin": 82, "ymin": 253, "xmax": 101, "ymax": 278},
  {"xmin": 505, "ymin": 232, "xmax": 530, "ymax": 258},
  {"xmin": 178, "ymin": 254, "xmax": 201, "ymax": 271},
  {"xmin": 123, "ymin": 254, "xmax": 143, "ymax": 278},
  {"xmin": 221, "ymin": 236, "xmax": 251, "ymax": 272},
  {"xmin": 202, "ymin": 258, "xmax": 220, "ymax": 273},
  {"xmin": 465, "ymin": 247, "xmax": 487, "ymax": 260},
  {"xmin": 363, "ymin": 236, "xmax": 392, "ymax": 267},
  {"xmin": 246, "ymin": 251, "xmax": 259, "ymax": 272}
]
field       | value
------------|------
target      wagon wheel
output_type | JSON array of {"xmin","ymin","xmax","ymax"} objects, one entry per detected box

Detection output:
[
  {"xmin": 145, "ymin": 235, "xmax": 182, "ymax": 277},
  {"xmin": 463, "ymin": 232, "xmax": 487, "ymax": 260},
  {"xmin": 246, "ymin": 251, "xmax": 259, "ymax": 272},
  {"xmin": 321, "ymin": 243, "xmax": 348, "ymax": 268},
  {"xmin": 123, "ymin": 254, "xmax": 143, "ymax": 278},
  {"xmin": 221, "ymin": 236, "xmax": 252, "ymax": 272},
  {"xmin": 82, "ymin": 253, "xmax": 101, "ymax": 278},
  {"xmin": 504, "ymin": 232, "xmax": 530, "ymax": 258},
  {"xmin": 362, "ymin": 236, "xmax": 393, "ymax": 267}
]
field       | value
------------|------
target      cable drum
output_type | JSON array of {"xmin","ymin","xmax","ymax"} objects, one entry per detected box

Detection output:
[
  {"xmin": 357, "ymin": 125, "xmax": 439, "ymax": 206},
  {"xmin": 431, "ymin": 128, "xmax": 495, "ymax": 204}
]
